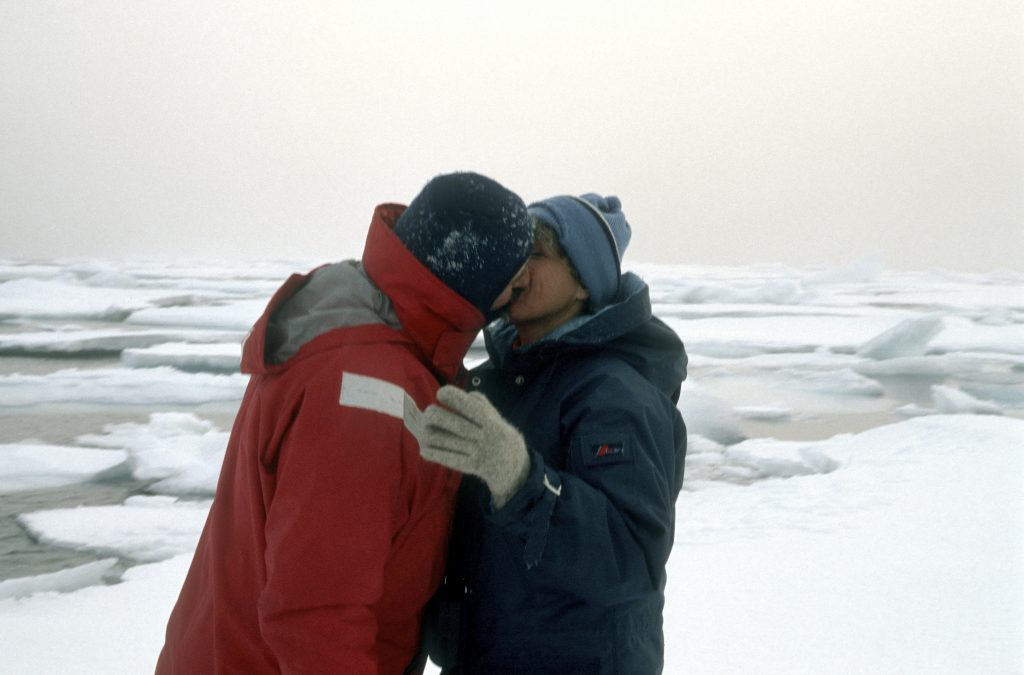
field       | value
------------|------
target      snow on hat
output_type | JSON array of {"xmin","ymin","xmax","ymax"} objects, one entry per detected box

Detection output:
[
  {"xmin": 394, "ymin": 172, "xmax": 533, "ymax": 317},
  {"xmin": 527, "ymin": 193, "xmax": 631, "ymax": 309}
]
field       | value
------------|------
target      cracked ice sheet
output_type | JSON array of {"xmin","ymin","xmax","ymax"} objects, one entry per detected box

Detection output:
[
  {"xmin": 0, "ymin": 559, "xmax": 120, "ymax": 600},
  {"xmin": 1, "ymin": 416, "xmax": 1020, "ymax": 674},
  {"xmin": 683, "ymin": 315, "xmax": 1023, "ymax": 359},
  {"xmin": 666, "ymin": 314, "xmax": 910, "ymax": 356},
  {"xmin": 652, "ymin": 301, "xmax": 908, "ymax": 321},
  {"xmin": 18, "ymin": 495, "xmax": 210, "ymax": 563},
  {"xmin": 930, "ymin": 315, "xmax": 1024, "ymax": 355},
  {"xmin": 0, "ymin": 278, "xmax": 173, "ymax": 321},
  {"xmin": 0, "ymin": 257, "xmax": 300, "ymax": 287},
  {"xmin": 0, "ymin": 327, "xmax": 243, "ymax": 355},
  {"xmin": 77, "ymin": 412, "xmax": 229, "ymax": 495},
  {"xmin": 0, "ymin": 366, "xmax": 248, "ymax": 408},
  {"xmin": 674, "ymin": 313, "xmax": 1024, "ymax": 361},
  {"xmin": 691, "ymin": 350, "xmax": 1024, "ymax": 386},
  {"xmin": 120, "ymin": 341, "xmax": 242, "ymax": 372},
  {"xmin": 817, "ymin": 273, "xmax": 1024, "ymax": 313},
  {"xmin": 0, "ymin": 443, "xmax": 129, "ymax": 493},
  {"xmin": 124, "ymin": 299, "xmax": 268, "ymax": 331}
]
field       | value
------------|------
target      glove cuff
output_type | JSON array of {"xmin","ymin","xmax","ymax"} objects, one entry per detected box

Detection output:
[{"xmin": 490, "ymin": 451, "xmax": 531, "ymax": 510}]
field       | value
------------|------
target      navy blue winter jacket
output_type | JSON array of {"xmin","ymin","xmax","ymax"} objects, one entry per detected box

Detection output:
[{"xmin": 430, "ymin": 273, "xmax": 687, "ymax": 675}]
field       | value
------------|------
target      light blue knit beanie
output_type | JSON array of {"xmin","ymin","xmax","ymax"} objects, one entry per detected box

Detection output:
[{"xmin": 527, "ymin": 193, "xmax": 631, "ymax": 309}]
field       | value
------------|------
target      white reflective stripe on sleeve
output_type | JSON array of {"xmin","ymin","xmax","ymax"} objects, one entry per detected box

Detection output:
[
  {"xmin": 339, "ymin": 372, "xmax": 408, "ymax": 420},
  {"xmin": 402, "ymin": 392, "xmax": 425, "ymax": 441},
  {"xmin": 339, "ymin": 372, "xmax": 427, "ymax": 440}
]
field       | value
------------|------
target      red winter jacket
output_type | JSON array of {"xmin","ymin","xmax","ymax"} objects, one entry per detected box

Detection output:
[{"xmin": 156, "ymin": 205, "xmax": 481, "ymax": 674}]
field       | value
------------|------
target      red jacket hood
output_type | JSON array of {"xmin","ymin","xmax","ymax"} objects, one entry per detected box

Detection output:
[{"xmin": 241, "ymin": 204, "xmax": 485, "ymax": 382}]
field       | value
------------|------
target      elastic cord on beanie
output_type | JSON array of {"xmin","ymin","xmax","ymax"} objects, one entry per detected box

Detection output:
[{"xmin": 568, "ymin": 195, "xmax": 622, "ymax": 281}]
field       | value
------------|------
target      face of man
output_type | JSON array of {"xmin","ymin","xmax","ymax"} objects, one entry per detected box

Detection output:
[
  {"xmin": 489, "ymin": 260, "xmax": 529, "ymax": 313},
  {"xmin": 505, "ymin": 236, "xmax": 589, "ymax": 345}
]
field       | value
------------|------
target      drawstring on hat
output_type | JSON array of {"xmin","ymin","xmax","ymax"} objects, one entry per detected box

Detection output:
[{"xmin": 568, "ymin": 195, "xmax": 622, "ymax": 281}]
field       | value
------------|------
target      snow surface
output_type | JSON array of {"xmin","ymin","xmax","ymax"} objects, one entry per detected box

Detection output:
[
  {"xmin": 0, "ymin": 555, "xmax": 190, "ymax": 674},
  {"xmin": 666, "ymin": 415, "xmax": 1024, "ymax": 675},
  {"xmin": 0, "ymin": 416, "xmax": 1018, "ymax": 673},
  {"xmin": 0, "ymin": 258, "xmax": 1021, "ymax": 674}
]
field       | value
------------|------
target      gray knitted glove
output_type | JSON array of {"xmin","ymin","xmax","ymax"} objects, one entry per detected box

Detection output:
[{"xmin": 416, "ymin": 385, "xmax": 530, "ymax": 509}]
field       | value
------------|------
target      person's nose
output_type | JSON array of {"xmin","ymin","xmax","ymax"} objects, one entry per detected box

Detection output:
[{"xmin": 511, "ymin": 262, "xmax": 530, "ymax": 289}]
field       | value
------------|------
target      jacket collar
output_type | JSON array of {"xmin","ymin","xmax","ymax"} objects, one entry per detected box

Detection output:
[
  {"xmin": 482, "ymin": 273, "xmax": 688, "ymax": 396},
  {"xmin": 487, "ymin": 273, "xmax": 650, "ymax": 362},
  {"xmin": 362, "ymin": 204, "xmax": 485, "ymax": 381}
]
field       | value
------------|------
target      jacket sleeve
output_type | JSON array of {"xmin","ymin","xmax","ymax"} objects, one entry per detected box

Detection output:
[
  {"xmin": 256, "ymin": 372, "xmax": 407, "ymax": 674},
  {"xmin": 488, "ymin": 366, "xmax": 683, "ymax": 601}
]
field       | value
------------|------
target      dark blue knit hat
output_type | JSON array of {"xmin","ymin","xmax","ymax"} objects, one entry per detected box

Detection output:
[
  {"xmin": 394, "ymin": 172, "xmax": 533, "ymax": 317},
  {"xmin": 527, "ymin": 193, "xmax": 631, "ymax": 309}
]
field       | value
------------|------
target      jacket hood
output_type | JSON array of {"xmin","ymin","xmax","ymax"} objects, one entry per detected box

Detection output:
[
  {"xmin": 262, "ymin": 260, "xmax": 399, "ymax": 366},
  {"xmin": 241, "ymin": 204, "xmax": 486, "ymax": 382},
  {"xmin": 484, "ymin": 272, "xmax": 687, "ymax": 397}
]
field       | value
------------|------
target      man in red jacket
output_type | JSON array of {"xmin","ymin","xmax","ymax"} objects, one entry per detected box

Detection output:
[{"xmin": 155, "ymin": 172, "xmax": 534, "ymax": 675}]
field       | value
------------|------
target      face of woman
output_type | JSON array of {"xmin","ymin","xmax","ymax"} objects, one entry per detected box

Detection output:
[
  {"xmin": 489, "ymin": 260, "xmax": 528, "ymax": 313},
  {"xmin": 506, "ymin": 237, "xmax": 589, "ymax": 345}
]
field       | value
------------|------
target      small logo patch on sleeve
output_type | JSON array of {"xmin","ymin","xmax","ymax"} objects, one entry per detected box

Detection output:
[
  {"xmin": 576, "ymin": 434, "xmax": 633, "ymax": 468},
  {"xmin": 594, "ymin": 443, "xmax": 624, "ymax": 459}
]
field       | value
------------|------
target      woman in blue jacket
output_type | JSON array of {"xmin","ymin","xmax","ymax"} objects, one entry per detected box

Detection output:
[{"xmin": 415, "ymin": 193, "xmax": 687, "ymax": 674}]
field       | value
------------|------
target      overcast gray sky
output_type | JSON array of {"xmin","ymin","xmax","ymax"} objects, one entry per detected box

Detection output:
[{"xmin": 1, "ymin": 1, "xmax": 1022, "ymax": 272}]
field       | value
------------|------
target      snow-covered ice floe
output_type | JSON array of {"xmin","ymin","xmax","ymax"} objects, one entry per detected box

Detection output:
[
  {"xmin": 0, "ymin": 415, "xmax": 1018, "ymax": 674},
  {"xmin": 895, "ymin": 384, "xmax": 1008, "ymax": 417},
  {"xmin": 0, "ymin": 559, "xmax": 120, "ymax": 600},
  {"xmin": 0, "ymin": 443, "xmax": 129, "ymax": 493},
  {"xmin": 120, "ymin": 341, "xmax": 242, "ymax": 372},
  {"xmin": 0, "ymin": 278, "xmax": 175, "ymax": 321},
  {"xmin": 77, "ymin": 413, "xmax": 229, "ymax": 495},
  {"xmin": 17, "ymin": 495, "xmax": 210, "ymax": 564},
  {"xmin": 855, "ymin": 313, "xmax": 944, "ymax": 359},
  {"xmin": 677, "ymin": 382, "xmax": 747, "ymax": 445},
  {"xmin": 0, "ymin": 327, "xmax": 243, "ymax": 356},
  {"xmin": 0, "ymin": 413, "xmax": 227, "ymax": 495},
  {"xmin": 0, "ymin": 259, "xmax": 1021, "ymax": 674},
  {"xmin": 0, "ymin": 367, "xmax": 248, "ymax": 408},
  {"xmin": 125, "ymin": 299, "xmax": 269, "ymax": 331}
]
